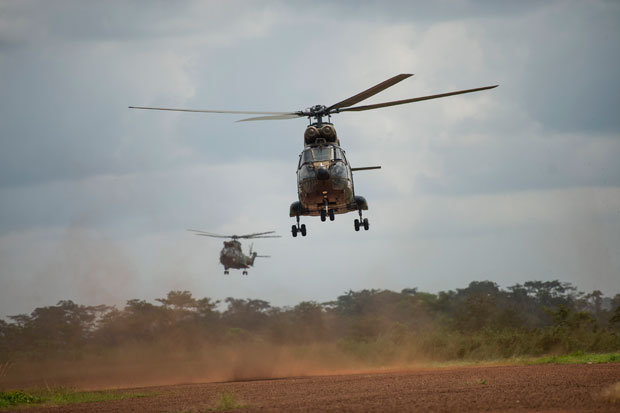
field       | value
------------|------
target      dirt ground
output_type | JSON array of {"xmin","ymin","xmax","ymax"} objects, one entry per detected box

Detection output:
[{"xmin": 16, "ymin": 363, "xmax": 620, "ymax": 412}]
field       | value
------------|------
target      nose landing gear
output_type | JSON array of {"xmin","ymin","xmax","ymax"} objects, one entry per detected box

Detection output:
[
  {"xmin": 321, "ymin": 199, "xmax": 335, "ymax": 222},
  {"xmin": 320, "ymin": 208, "xmax": 335, "ymax": 222}
]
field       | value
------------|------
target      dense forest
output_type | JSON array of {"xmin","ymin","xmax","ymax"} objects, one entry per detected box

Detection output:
[
  {"xmin": 1, "ymin": 280, "xmax": 619, "ymax": 388},
  {"xmin": 2, "ymin": 280, "xmax": 619, "ymax": 365}
]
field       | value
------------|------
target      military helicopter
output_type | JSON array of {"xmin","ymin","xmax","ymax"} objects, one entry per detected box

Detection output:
[
  {"xmin": 187, "ymin": 229, "xmax": 280, "ymax": 275},
  {"xmin": 131, "ymin": 74, "xmax": 497, "ymax": 237}
]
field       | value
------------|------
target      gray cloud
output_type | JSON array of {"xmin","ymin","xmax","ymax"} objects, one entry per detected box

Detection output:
[{"xmin": 1, "ymin": 1, "xmax": 619, "ymax": 317}]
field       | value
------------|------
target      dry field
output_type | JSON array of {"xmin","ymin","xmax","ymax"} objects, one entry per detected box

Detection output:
[{"xmin": 11, "ymin": 363, "xmax": 620, "ymax": 412}]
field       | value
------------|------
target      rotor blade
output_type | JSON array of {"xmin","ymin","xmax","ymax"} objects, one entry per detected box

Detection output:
[
  {"xmin": 351, "ymin": 166, "xmax": 382, "ymax": 172},
  {"xmin": 325, "ymin": 74, "xmax": 413, "ymax": 112},
  {"xmin": 186, "ymin": 229, "xmax": 232, "ymax": 239},
  {"xmin": 236, "ymin": 114, "xmax": 302, "ymax": 122},
  {"xmin": 129, "ymin": 106, "xmax": 295, "ymax": 116},
  {"xmin": 194, "ymin": 233, "xmax": 232, "ymax": 239},
  {"xmin": 336, "ymin": 85, "xmax": 498, "ymax": 113},
  {"xmin": 249, "ymin": 235, "xmax": 282, "ymax": 239},
  {"xmin": 255, "ymin": 255, "xmax": 271, "ymax": 258},
  {"xmin": 187, "ymin": 229, "xmax": 214, "ymax": 234},
  {"xmin": 237, "ymin": 231, "xmax": 278, "ymax": 239}
]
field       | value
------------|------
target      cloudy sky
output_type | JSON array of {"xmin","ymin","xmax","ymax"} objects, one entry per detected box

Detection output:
[{"xmin": 1, "ymin": 0, "xmax": 619, "ymax": 317}]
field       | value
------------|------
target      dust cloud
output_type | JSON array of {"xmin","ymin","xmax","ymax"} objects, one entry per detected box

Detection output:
[
  {"xmin": 2, "ymin": 342, "xmax": 429, "ymax": 390},
  {"xmin": 3, "ymin": 282, "xmax": 618, "ymax": 391}
]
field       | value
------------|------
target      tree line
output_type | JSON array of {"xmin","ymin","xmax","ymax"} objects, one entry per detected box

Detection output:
[{"xmin": 1, "ymin": 280, "xmax": 619, "ymax": 362}]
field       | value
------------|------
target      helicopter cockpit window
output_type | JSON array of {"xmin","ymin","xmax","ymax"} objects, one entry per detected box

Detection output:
[
  {"xmin": 301, "ymin": 149, "xmax": 313, "ymax": 164},
  {"xmin": 302, "ymin": 147, "xmax": 333, "ymax": 163},
  {"xmin": 313, "ymin": 147, "xmax": 333, "ymax": 161}
]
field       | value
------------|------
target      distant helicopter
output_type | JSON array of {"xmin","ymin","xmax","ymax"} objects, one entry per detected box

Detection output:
[
  {"xmin": 188, "ymin": 229, "xmax": 280, "ymax": 275},
  {"xmin": 131, "ymin": 74, "xmax": 497, "ymax": 237}
]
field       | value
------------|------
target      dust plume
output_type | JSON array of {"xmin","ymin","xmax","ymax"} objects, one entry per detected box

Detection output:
[
  {"xmin": 1, "ymin": 283, "xmax": 618, "ymax": 390},
  {"xmin": 2, "ymin": 338, "xmax": 433, "ymax": 390}
]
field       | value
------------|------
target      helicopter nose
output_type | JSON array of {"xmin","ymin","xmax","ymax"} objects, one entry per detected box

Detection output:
[{"xmin": 316, "ymin": 167, "xmax": 330, "ymax": 181}]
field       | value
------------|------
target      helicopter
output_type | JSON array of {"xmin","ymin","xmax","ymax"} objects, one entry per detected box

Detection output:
[
  {"xmin": 130, "ymin": 74, "xmax": 497, "ymax": 237},
  {"xmin": 187, "ymin": 229, "xmax": 280, "ymax": 275}
]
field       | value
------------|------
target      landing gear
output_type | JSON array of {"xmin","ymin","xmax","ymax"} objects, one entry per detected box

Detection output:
[
  {"xmin": 354, "ymin": 208, "xmax": 369, "ymax": 231},
  {"xmin": 321, "ymin": 199, "xmax": 335, "ymax": 222},
  {"xmin": 242, "ymin": 270, "xmax": 248, "ymax": 275},
  {"xmin": 224, "ymin": 270, "xmax": 229, "ymax": 275},
  {"xmin": 321, "ymin": 208, "xmax": 335, "ymax": 221},
  {"xmin": 292, "ymin": 215, "xmax": 307, "ymax": 237}
]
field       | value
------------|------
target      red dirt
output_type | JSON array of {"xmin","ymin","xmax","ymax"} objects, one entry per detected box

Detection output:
[{"xmin": 17, "ymin": 363, "xmax": 620, "ymax": 412}]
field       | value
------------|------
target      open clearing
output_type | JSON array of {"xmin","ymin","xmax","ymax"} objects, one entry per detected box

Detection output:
[{"xmin": 14, "ymin": 363, "xmax": 620, "ymax": 412}]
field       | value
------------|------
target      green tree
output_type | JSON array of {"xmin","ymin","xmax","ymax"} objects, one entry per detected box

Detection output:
[
  {"xmin": 291, "ymin": 301, "xmax": 326, "ymax": 341},
  {"xmin": 5, "ymin": 301, "xmax": 110, "ymax": 355},
  {"xmin": 156, "ymin": 290, "xmax": 196, "ymax": 311},
  {"xmin": 223, "ymin": 298, "xmax": 271, "ymax": 331},
  {"xmin": 585, "ymin": 290, "xmax": 603, "ymax": 318}
]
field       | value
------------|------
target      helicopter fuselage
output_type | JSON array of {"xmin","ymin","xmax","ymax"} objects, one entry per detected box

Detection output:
[
  {"xmin": 219, "ymin": 240, "xmax": 257, "ymax": 270},
  {"xmin": 188, "ymin": 230, "xmax": 277, "ymax": 275},
  {"xmin": 290, "ymin": 123, "xmax": 370, "ymax": 222},
  {"xmin": 295, "ymin": 143, "xmax": 357, "ymax": 216}
]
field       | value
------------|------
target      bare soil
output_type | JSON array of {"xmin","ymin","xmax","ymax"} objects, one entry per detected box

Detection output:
[{"xmin": 16, "ymin": 363, "xmax": 620, "ymax": 412}]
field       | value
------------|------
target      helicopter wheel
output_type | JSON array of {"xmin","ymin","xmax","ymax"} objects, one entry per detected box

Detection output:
[
  {"xmin": 329, "ymin": 209, "xmax": 335, "ymax": 221},
  {"xmin": 354, "ymin": 219, "xmax": 360, "ymax": 231},
  {"xmin": 300, "ymin": 224, "xmax": 307, "ymax": 236},
  {"xmin": 320, "ymin": 209, "xmax": 326, "ymax": 222},
  {"xmin": 224, "ymin": 270, "xmax": 229, "ymax": 275},
  {"xmin": 363, "ymin": 218, "xmax": 369, "ymax": 230},
  {"xmin": 243, "ymin": 270, "xmax": 248, "ymax": 275},
  {"xmin": 291, "ymin": 224, "xmax": 298, "ymax": 237}
]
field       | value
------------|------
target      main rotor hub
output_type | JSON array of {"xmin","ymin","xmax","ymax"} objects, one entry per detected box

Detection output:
[
  {"xmin": 299, "ymin": 105, "xmax": 330, "ymax": 123},
  {"xmin": 307, "ymin": 105, "xmax": 327, "ymax": 115}
]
